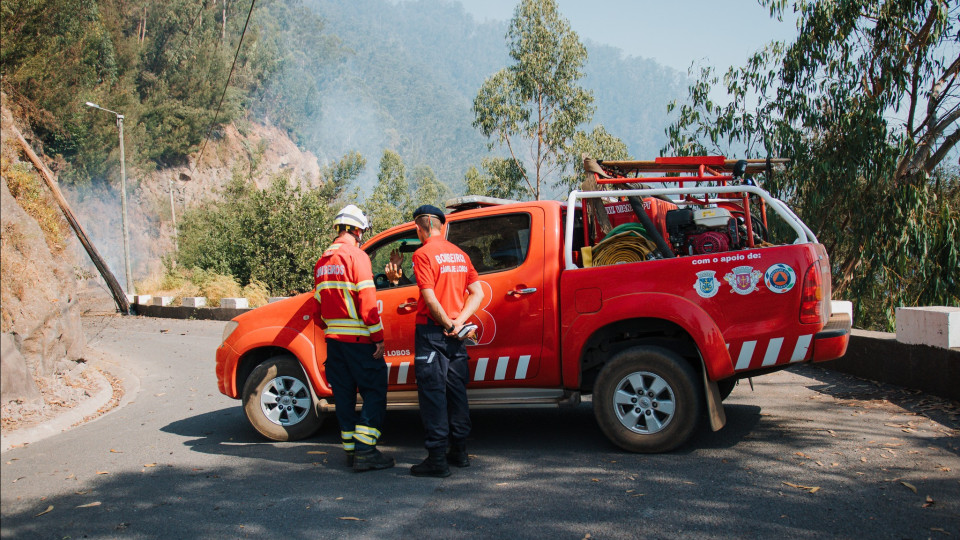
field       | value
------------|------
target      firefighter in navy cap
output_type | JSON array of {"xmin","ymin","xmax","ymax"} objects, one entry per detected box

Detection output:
[
  {"xmin": 314, "ymin": 204, "xmax": 394, "ymax": 472},
  {"xmin": 409, "ymin": 205, "xmax": 484, "ymax": 477}
]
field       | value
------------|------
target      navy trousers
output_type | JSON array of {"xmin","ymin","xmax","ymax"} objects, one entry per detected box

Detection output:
[
  {"xmin": 324, "ymin": 339, "xmax": 387, "ymax": 450},
  {"xmin": 414, "ymin": 324, "xmax": 471, "ymax": 450}
]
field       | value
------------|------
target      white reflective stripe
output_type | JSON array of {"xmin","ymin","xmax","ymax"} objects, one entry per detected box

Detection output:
[
  {"xmin": 761, "ymin": 337, "xmax": 784, "ymax": 367},
  {"xmin": 343, "ymin": 290, "xmax": 358, "ymax": 319},
  {"xmin": 791, "ymin": 335, "xmax": 813, "ymax": 362},
  {"xmin": 323, "ymin": 318, "xmax": 366, "ymax": 327},
  {"xmin": 398, "ymin": 362, "xmax": 410, "ymax": 384},
  {"xmin": 316, "ymin": 281, "xmax": 358, "ymax": 291},
  {"xmin": 367, "ymin": 320, "xmax": 383, "ymax": 334},
  {"xmin": 735, "ymin": 341, "xmax": 757, "ymax": 370},
  {"xmin": 474, "ymin": 358, "xmax": 489, "ymax": 381},
  {"xmin": 357, "ymin": 280, "xmax": 374, "ymax": 290},
  {"xmin": 515, "ymin": 355, "xmax": 531, "ymax": 379},
  {"xmin": 494, "ymin": 356, "xmax": 509, "ymax": 380}
]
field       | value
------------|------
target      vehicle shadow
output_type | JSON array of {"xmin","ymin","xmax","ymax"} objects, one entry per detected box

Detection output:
[{"xmin": 161, "ymin": 400, "xmax": 765, "ymax": 464}]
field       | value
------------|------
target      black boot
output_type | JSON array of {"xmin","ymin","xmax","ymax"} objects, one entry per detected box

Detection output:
[
  {"xmin": 345, "ymin": 451, "xmax": 355, "ymax": 467},
  {"xmin": 447, "ymin": 440, "xmax": 470, "ymax": 468},
  {"xmin": 353, "ymin": 447, "xmax": 395, "ymax": 472},
  {"xmin": 410, "ymin": 448, "xmax": 451, "ymax": 477}
]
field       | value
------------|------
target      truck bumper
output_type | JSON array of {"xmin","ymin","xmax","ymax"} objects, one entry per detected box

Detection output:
[
  {"xmin": 215, "ymin": 343, "xmax": 239, "ymax": 398},
  {"xmin": 810, "ymin": 312, "xmax": 852, "ymax": 362}
]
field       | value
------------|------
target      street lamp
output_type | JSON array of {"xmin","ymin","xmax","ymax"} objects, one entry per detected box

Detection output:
[{"xmin": 85, "ymin": 102, "xmax": 135, "ymax": 295}]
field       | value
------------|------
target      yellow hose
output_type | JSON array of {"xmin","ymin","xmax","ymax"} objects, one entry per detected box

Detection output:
[{"xmin": 591, "ymin": 230, "xmax": 658, "ymax": 266}]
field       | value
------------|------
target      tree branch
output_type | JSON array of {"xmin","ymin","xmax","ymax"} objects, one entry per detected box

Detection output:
[{"xmin": 925, "ymin": 126, "xmax": 960, "ymax": 174}]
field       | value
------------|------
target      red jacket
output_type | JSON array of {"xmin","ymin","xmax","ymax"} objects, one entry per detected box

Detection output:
[{"xmin": 314, "ymin": 236, "xmax": 384, "ymax": 343}]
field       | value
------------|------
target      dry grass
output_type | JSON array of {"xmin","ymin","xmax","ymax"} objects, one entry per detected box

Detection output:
[
  {"xmin": 1, "ymin": 156, "xmax": 68, "ymax": 253},
  {"xmin": 135, "ymin": 266, "xmax": 276, "ymax": 308},
  {"xmin": 243, "ymin": 280, "xmax": 269, "ymax": 308}
]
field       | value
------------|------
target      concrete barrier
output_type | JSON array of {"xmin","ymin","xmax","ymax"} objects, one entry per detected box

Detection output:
[
  {"xmin": 151, "ymin": 296, "xmax": 174, "ymax": 307},
  {"xmin": 181, "ymin": 297, "xmax": 206, "ymax": 308},
  {"xmin": 820, "ymin": 329, "xmax": 960, "ymax": 401},
  {"xmin": 220, "ymin": 298, "xmax": 249, "ymax": 309},
  {"xmin": 896, "ymin": 306, "xmax": 959, "ymax": 349}
]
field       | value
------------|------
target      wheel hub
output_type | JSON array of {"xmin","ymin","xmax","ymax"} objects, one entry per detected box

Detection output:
[
  {"xmin": 612, "ymin": 370, "xmax": 676, "ymax": 434},
  {"xmin": 260, "ymin": 375, "xmax": 310, "ymax": 426}
]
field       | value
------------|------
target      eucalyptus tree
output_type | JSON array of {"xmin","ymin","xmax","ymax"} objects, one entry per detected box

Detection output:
[
  {"xmin": 364, "ymin": 150, "xmax": 411, "ymax": 236},
  {"xmin": 472, "ymin": 0, "xmax": 595, "ymax": 200},
  {"xmin": 464, "ymin": 157, "xmax": 529, "ymax": 200},
  {"xmin": 664, "ymin": 0, "xmax": 959, "ymax": 329}
]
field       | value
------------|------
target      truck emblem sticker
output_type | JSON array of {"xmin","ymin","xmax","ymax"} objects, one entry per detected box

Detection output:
[
  {"xmin": 693, "ymin": 270, "xmax": 720, "ymax": 298},
  {"xmin": 724, "ymin": 266, "xmax": 762, "ymax": 295},
  {"xmin": 764, "ymin": 263, "xmax": 796, "ymax": 294}
]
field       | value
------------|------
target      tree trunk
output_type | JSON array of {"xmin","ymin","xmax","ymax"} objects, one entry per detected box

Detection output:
[{"xmin": 13, "ymin": 126, "xmax": 131, "ymax": 315}]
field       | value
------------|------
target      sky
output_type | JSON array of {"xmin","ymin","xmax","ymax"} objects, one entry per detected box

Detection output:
[{"xmin": 451, "ymin": 0, "xmax": 800, "ymax": 73}]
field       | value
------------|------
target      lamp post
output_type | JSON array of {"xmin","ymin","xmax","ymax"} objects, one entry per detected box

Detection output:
[{"xmin": 85, "ymin": 102, "xmax": 135, "ymax": 295}]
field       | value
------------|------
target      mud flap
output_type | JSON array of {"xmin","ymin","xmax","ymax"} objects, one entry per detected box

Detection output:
[{"xmin": 702, "ymin": 367, "xmax": 726, "ymax": 431}]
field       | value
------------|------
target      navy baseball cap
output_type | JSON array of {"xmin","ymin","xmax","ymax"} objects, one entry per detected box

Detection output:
[{"xmin": 412, "ymin": 204, "xmax": 446, "ymax": 224}]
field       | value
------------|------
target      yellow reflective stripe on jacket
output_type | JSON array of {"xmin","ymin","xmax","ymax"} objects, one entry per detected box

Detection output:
[
  {"xmin": 324, "ymin": 326, "xmax": 372, "ymax": 337},
  {"xmin": 316, "ymin": 281, "xmax": 359, "ymax": 292},
  {"xmin": 324, "ymin": 318, "xmax": 367, "ymax": 328},
  {"xmin": 357, "ymin": 279, "xmax": 374, "ymax": 290},
  {"xmin": 342, "ymin": 290, "xmax": 359, "ymax": 319},
  {"xmin": 367, "ymin": 320, "xmax": 383, "ymax": 334}
]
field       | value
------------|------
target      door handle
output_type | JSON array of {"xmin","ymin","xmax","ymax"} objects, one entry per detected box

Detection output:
[
  {"xmin": 398, "ymin": 301, "xmax": 417, "ymax": 311},
  {"xmin": 509, "ymin": 287, "xmax": 537, "ymax": 296}
]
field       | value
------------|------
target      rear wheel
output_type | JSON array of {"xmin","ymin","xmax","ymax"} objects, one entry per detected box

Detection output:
[
  {"xmin": 242, "ymin": 356, "xmax": 323, "ymax": 441},
  {"xmin": 593, "ymin": 346, "xmax": 702, "ymax": 453}
]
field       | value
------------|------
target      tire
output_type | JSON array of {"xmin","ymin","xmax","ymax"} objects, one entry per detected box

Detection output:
[
  {"xmin": 717, "ymin": 379, "xmax": 737, "ymax": 401},
  {"xmin": 592, "ymin": 346, "xmax": 702, "ymax": 453},
  {"xmin": 242, "ymin": 355, "xmax": 323, "ymax": 441}
]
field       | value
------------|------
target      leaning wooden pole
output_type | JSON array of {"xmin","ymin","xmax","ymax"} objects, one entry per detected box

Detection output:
[{"xmin": 12, "ymin": 126, "xmax": 131, "ymax": 315}]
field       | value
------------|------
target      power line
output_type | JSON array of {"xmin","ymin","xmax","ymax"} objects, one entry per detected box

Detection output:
[{"xmin": 194, "ymin": 0, "xmax": 256, "ymax": 169}]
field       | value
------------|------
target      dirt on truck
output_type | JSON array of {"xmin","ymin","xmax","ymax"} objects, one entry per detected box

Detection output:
[{"xmin": 215, "ymin": 155, "xmax": 852, "ymax": 453}]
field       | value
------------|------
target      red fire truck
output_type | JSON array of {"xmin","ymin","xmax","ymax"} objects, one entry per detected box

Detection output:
[{"xmin": 215, "ymin": 156, "xmax": 851, "ymax": 452}]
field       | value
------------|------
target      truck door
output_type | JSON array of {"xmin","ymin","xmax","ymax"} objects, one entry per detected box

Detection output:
[
  {"xmin": 447, "ymin": 209, "xmax": 546, "ymax": 386},
  {"xmin": 365, "ymin": 228, "xmax": 421, "ymax": 389}
]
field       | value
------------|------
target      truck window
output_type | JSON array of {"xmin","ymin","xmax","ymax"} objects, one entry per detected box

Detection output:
[
  {"xmin": 447, "ymin": 213, "xmax": 531, "ymax": 274},
  {"xmin": 365, "ymin": 230, "xmax": 420, "ymax": 289}
]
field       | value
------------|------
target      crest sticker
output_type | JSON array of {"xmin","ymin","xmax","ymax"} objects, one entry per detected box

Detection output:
[
  {"xmin": 693, "ymin": 270, "xmax": 720, "ymax": 298},
  {"xmin": 764, "ymin": 263, "xmax": 796, "ymax": 294},
  {"xmin": 724, "ymin": 265, "xmax": 763, "ymax": 295}
]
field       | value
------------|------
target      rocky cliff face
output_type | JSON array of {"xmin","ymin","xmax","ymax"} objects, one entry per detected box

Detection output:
[
  {"xmin": 1, "ymin": 99, "xmax": 86, "ymax": 406},
  {"xmin": 1, "ymin": 92, "xmax": 323, "ymax": 413}
]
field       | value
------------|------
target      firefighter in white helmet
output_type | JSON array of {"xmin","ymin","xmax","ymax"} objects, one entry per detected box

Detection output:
[{"xmin": 314, "ymin": 204, "xmax": 393, "ymax": 471}]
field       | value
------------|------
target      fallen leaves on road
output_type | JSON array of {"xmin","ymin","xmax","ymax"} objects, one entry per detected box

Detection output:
[
  {"xmin": 96, "ymin": 471, "xmax": 109, "ymax": 475},
  {"xmin": 110, "ymin": 449, "xmax": 121, "ymax": 453},
  {"xmin": 35, "ymin": 505, "xmax": 53, "ymax": 517},
  {"xmin": 923, "ymin": 496, "xmax": 935, "ymax": 508},
  {"xmin": 144, "ymin": 463, "xmax": 156, "ymax": 467},
  {"xmin": 782, "ymin": 481, "xmax": 820, "ymax": 493},
  {"xmin": 901, "ymin": 481, "xmax": 918, "ymax": 493},
  {"xmin": 307, "ymin": 451, "xmax": 327, "ymax": 455},
  {"xmin": 76, "ymin": 502, "xmax": 101, "ymax": 508},
  {"xmin": 338, "ymin": 517, "xmax": 364, "ymax": 521}
]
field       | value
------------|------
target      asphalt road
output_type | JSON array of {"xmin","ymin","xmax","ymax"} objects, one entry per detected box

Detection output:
[{"xmin": 1, "ymin": 314, "xmax": 958, "ymax": 539}]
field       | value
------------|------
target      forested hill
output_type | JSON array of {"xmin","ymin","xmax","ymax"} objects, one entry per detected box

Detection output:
[
  {"xmin": 1, "ymin": 0, "xmax": 685, "ymax": 193},
  {"xmin": 306, "ymin": 0, "xmax": 686, "ymax": 188}
]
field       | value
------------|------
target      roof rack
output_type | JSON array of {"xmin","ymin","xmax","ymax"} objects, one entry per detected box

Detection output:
[
  {"xmin": 590, "ymin": 156, "xmax": 789, "ymax": 184},
  {"xmin": 445, "ymin": 195, "xmax": 520, "ymax": 212}
]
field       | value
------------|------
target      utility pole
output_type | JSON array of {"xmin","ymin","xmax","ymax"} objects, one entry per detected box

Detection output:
[{"xmin": 85, "ymin": 102, "xmax": 135, "ymax": 295}]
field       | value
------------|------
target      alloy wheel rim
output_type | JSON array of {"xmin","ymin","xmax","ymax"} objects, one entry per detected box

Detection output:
[
  {"xmin": 612, "ymin": 371, "xmax": 676, "ymax": 434},
  {"xmin": 259, "ymin": 376, "xmax": 310, "ymax": 426}
]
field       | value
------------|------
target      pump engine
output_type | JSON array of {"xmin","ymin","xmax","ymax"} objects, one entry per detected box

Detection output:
[{"xmin": 665, "ymin": 207, "xmax": 742, "ymax": 256}]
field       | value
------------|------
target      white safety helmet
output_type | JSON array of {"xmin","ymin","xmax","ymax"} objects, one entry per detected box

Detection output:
[{"xmin": 333, "ymin": 204, "xmax": 369, "ymax": 231}]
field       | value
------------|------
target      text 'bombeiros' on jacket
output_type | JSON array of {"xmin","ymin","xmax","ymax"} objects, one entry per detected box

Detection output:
[{"xmin": 314, "ymin": 238, "xmax": 384, "ymax": 343}]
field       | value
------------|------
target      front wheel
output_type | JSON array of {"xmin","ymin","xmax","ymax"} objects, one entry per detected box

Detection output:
[
  {"xmin": 242, "ymin": 355, "xmax": 323, "ymax": 441},
  {"xmin": 592, "ymin": 346, "xmax": 702, "ymax": 453}
]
